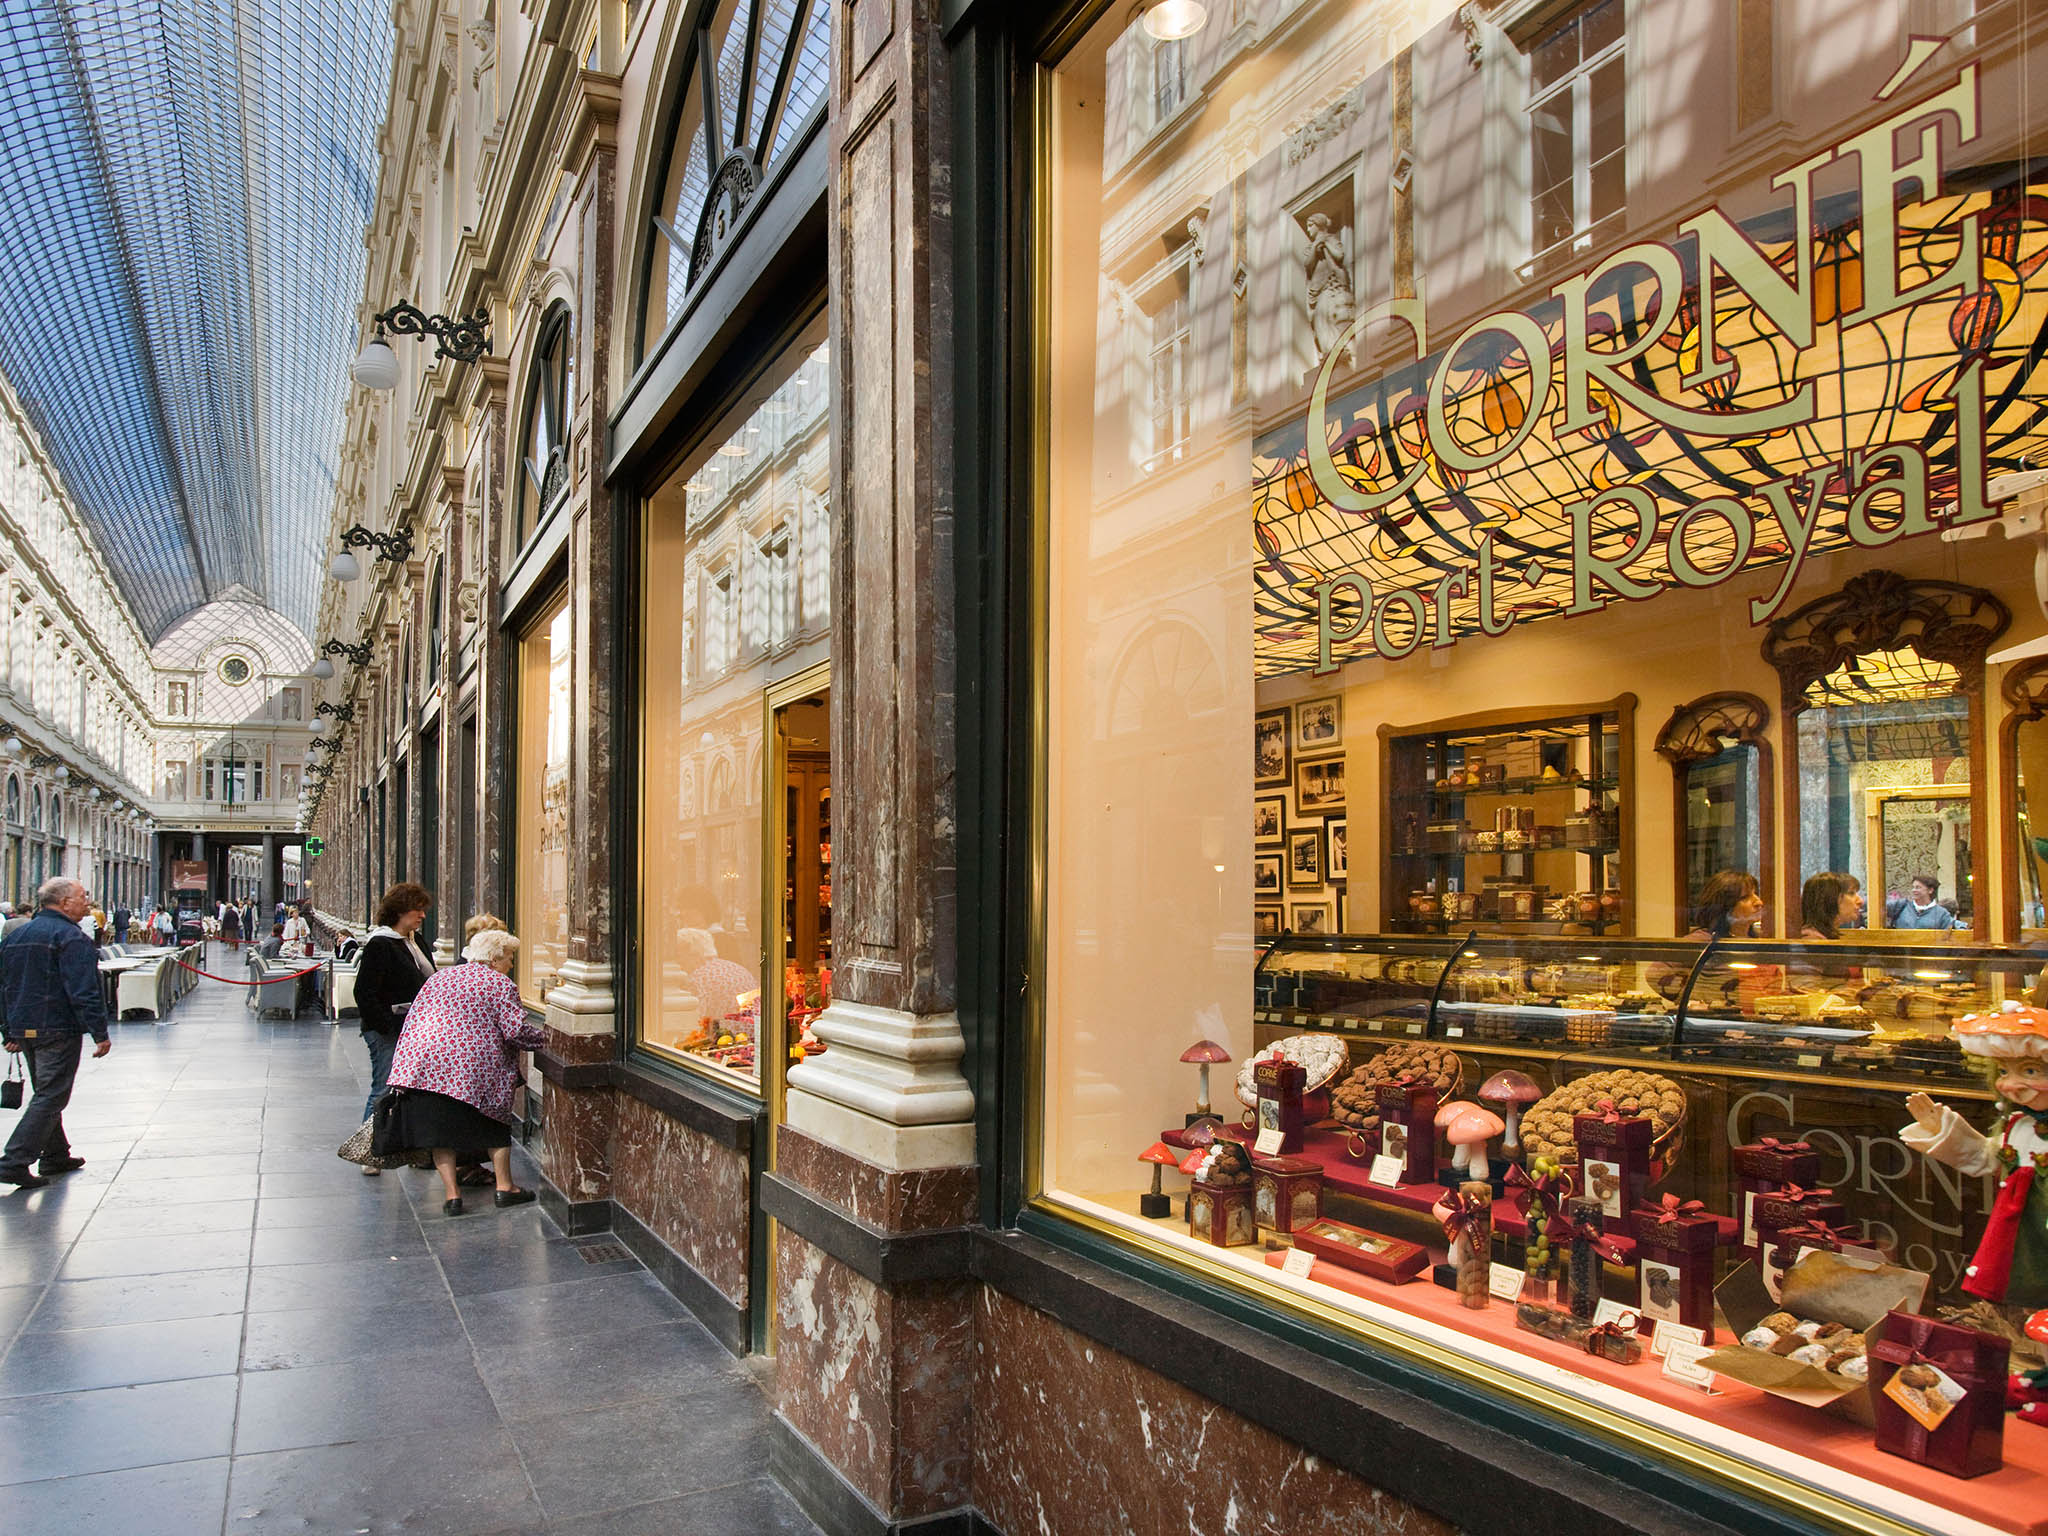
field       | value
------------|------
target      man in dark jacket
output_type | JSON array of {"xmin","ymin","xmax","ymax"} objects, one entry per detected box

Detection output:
[{"xmin": 0, "ymin": 878, "xmax": 111, "ymax": 1188}]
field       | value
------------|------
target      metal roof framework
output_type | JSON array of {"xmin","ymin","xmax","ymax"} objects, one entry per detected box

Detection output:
[{"xmin": 0, "ymin": 0, "xmax": 390, "ymax": 643}]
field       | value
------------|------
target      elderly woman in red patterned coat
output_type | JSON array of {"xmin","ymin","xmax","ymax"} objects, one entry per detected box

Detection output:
[{"xmin": 379, "ymin": 928, "xmax": 546, "ymax": 1215}]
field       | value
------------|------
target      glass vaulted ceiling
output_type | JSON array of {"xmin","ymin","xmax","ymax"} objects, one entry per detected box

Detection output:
[{"xmin": 0, "ymin": 0, "xmax": 390, "ymax": 642}]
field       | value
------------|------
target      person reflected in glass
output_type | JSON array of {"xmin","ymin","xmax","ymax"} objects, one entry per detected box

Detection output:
[
  {"xmin": 352, "ymin": 883, "xmax": 434, "ymax": 1176},
  {"xmin": 1890, "ymin": 874, "xmax": 1959, "ymax": 931},
  {"xmin": 1838, "ymin": 873, "xmax": 1866, "ymax": 929},
  {"xmin": 1658, "ymin": 870, "xmax": 1763, "ymax": 1007},
  {"xmin": 375, "ymin": 927, "xmax": 545, "ymax": 1216},
  {"xmin": 1798, "ymin": 872, "xmax": 1856, "ymax": 941}
]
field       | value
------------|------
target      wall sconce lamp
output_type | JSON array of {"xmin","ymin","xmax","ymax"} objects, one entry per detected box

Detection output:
[
  {"xmin": 314, "ymin": 701, "xmax": 355, "ymax": 722},
  {"xmin": 328, "ymin": 523, "xmax": 414, "ymax": 582},
  {"xmin": 352, "ymin": 300, "xmax": 492, "ymax": 391},
  {"xmin": 320, "ymin": 638, "xmax": 374, "ymax": 668}
]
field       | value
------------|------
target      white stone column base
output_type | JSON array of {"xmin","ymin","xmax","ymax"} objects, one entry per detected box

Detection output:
[
  {"xmin": 783, "ymin": 999, "xmax": 975, "ymax": 1171},
  {"xmin": 431, "ymin": 938, "xmax": 458, "ymax": 967},
  {"xmin": 785, "ymin": 1086, "xmax": 976, "ymax": 1172},
  {"xmin": 543, "ymin": 958, "xmax": 616, "ymax": 1036}
]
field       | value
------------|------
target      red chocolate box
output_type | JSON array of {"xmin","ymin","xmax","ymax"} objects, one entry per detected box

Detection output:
[
  {"xmin": 1869, "ymin": 1311, "xmax": 2009, "ymax": 1480},
  {"xmin": 1290, "ymin": 1218, "xmax": 1430, "ymax": 1284},
  {"xmin": 1630, "ymin": 1195, "xmax": 1719, "ymax": 1340}
]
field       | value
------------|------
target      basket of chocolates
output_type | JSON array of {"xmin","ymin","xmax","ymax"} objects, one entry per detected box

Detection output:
[
  {"xmin": 1329, "ymin": 1041, "xmax": 1463, "ymax": 1137},
  {"xmin": 1516, "ymin": 1069, "xmax": 1687, "ymax": 1166}
]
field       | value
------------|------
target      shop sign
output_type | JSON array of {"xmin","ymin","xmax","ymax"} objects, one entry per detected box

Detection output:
[
  {"xmin": 170, "ymin": 859, "xmax": 206, "ymax": 890},
  {"xmin": 1256, "ymin": 62, "xmax": 2046, "ymax": 676}
]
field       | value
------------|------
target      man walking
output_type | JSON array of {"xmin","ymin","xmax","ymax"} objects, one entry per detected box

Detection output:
[
  {"xmin": 112, "ymin": 903, "xmax": 130, "ymax": 944},
  {"xmin": 0, "ymin": 878, "xmax": 111, "ymax": 1189}
]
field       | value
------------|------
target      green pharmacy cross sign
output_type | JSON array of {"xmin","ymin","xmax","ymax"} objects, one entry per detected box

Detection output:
[{"xmin": 304, "ymin": 836, "xmax": 324, "ymax": 857}]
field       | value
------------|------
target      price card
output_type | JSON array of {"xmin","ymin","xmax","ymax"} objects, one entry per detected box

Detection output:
[
  {"xmin": 1445, "ymin": 1026, "xmax": 1465, "ymax": 1038},
  {"xmin": 1488, "ymin": 1262, "xmax": 1525, "ymax": 1301},
  {"xmin": 1661, "ymin": 1340, "xmax": 1720, "ymax": 1393},
  {"xmin": 1650, "ymin": 1320, "xmax": 1705, "ymax": 1358},
  {"xmin": 1590, "ymin": 1297, "xmax": 1635, "ymax": 1330},
  {"xmin": 1254, "ymin": 1127, "xmax": 1286, "ymax": 1157},
  {"xmin": 1406, "ymin": 1021, "xmax": 1424, "ymax": 1035},
  {"xmin": 1796, "ymin": 1053, "xmax": 1823, "ymax": 1069},
  {"xmin": 1280, "ymin": 1246, "xmax": 1318, "ymax": 1280},
  {"xmin": 1367, "ymin": 1019, "xmax": 1383, "ymax": 1032},
  {"xmin": 1368, "ymin": 1154, "xmax": 1406, "ymax": 1189}
]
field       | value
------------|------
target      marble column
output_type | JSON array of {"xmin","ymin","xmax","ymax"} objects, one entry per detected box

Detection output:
[
  {"xmin": 536, "ymin": 67, "xmax": 623, "ymax": 1207},
  {"xmin": 775, "ymin": 3, "xmax": 975, "ymax": 1528}
]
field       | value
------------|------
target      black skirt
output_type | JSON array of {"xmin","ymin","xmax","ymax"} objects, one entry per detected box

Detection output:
[{"xmin": 377, "ymin": 1088, "xmax": 511, "ymax": 1152}]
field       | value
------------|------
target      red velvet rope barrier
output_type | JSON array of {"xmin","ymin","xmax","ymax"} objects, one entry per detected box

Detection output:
[{"xmin": 168, "ymin": 957, "xmax": 331, "ymax": 985}]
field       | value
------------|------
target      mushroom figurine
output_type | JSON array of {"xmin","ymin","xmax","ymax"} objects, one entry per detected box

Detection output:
[
  {"xmin": 1138, "ymin": 1141, "xmax": 1179, "ymax": 1218},
  {"xmin": 1478, "ymin": 1069, "xmax": 1541, "ymax": 1163},
  {"xmin": 1435, "ymin": 1099, "xmax": 1481, "ymax": 1173},
  {"xmin": 1180, "ymin": 1039, "xmax": 1232, "ymax": 1125},
  {"xmin": 1445, "ymin": 1103, "xmax": 1507, "ymax": 1184},
  {"xmin": 2014, "ymin": 1310, "xmax": 2048, "ymax": 1428}
]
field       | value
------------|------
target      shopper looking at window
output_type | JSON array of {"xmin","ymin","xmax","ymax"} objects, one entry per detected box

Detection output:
[
  {"xmin": 1686, "ymin": 870, "xmax": 1763, "ymax": 941},
  {"xmin": 351, "ymin": 882, "xmax": 434, "ymax": 1176},
  {"xmin": 1798, "ymin": 872, "xmax": 1857, "ymax": 941}
]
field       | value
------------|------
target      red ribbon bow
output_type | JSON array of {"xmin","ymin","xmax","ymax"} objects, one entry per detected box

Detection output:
[
  {"xmin": 1776, "ymin": 1183, "xmax": 1834, "ymax": 1202},
  {"xmin": 1506, "ymin": 1162, "xmax": 1577, "ymax": 1241},
  {"xmin": 1654, "ymin": 1193, "xmax": 1707, "ymax": 1217},
  {"xmin": 1585, "ymin": 1314, "xmax": 1641, "ymax": 1356},
  {"xmin": 1436, "ymin": 1189, "xmax": 1489, "ymax": 1247},
  {"xmin": 1594, "ymin": 1096, "xmax": 1623, "ymax": 1124},
  {"xmin": 1772, "ymin": 1219, "xmax": 1856, "ymax": 1254}
]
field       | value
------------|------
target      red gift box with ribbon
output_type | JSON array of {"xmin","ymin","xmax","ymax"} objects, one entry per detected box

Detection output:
[
  {"xmin": 1630, "ymin": 1194, "xmax": 1719, "ymax": 1339},
  {"xmin": 1754, "ymin": 1185, "xmax": 1850, "ymax": 1274},
  {"xmin": 1868, "ymin": 1311, "xmax": 2009, "ymax": 1479},
  {"xmin": 1731, "ymin": 1136, "xmax": 1821, "ymax": 1252},
  {"xmin": 1574, "ymin": 1100, "xmax": 1653, "ymax": 1233},
  {"xmin": 1374, "ymin": 1076, "xmax": 1439, "ymax": 1185}
]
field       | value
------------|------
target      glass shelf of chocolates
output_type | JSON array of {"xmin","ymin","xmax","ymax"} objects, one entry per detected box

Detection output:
[
  {"xmin": 1668, "ymin": 937, "xmax": 2047, "ymax": 1083},
  {"xmin": 1431, "ymin": 934, "xmax": 1698, "ymax": 1051},
  {"xmin": 1252, "ymin": 932, "xmax": 1458, "ymax": 1039}
]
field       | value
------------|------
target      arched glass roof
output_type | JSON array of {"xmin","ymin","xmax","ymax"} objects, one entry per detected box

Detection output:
[{"xmin": 0, "ymin": 1, "xmax": 390, "ymax": 643}]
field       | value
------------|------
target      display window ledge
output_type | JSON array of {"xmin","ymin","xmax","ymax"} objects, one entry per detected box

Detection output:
[
  {"xmin": 609, "ymin": 1051, "xmax": 763, "ymax": 1153},
  {"xmin": 1017, "ymin": 1193, "xmax": 2033, "ymax": 1536}
]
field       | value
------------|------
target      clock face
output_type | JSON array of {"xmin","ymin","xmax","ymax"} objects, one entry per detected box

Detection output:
[{"xmin": 218, "ymin": 655, "xmax": 252, "ymax": 685}]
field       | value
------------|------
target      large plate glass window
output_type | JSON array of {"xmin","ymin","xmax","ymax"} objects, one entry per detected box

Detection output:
[
  {"xmin": 517, "ymin": 592, "xmax": 572, "ymax": 1004},
  {"xmin": 1037, "ymin": 4, "xmax": 2048, "ymax": 1530},
  {"xmin": 518, "ymin": 308, "xmax": 573, "ymax": 547},
  {"xmin": 637, "ymin": 319, "xmax": 829, "ymax": 1088}
]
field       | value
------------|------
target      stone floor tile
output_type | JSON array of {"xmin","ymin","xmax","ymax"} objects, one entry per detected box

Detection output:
[
  {"xmin": 244, "ymin": 1254, "xmax": 444, "ymax": 1313},
  {"xmin": 253, "ymin": 1191, "xmax": 412, "ymax": 1229},
  {"xmin": 241, "ymin": 1295, "xmax": 467, "ymax": 1372},
  {"xmin": 79, "ymin": 1197, "xmax": 254, "ymax": 1240},
  {"xmin": 102, "ymin": 1172, "xmax": 261, "ymax": 1206},
  {"xmin": 248, "ymin": 1220, "xmax": 427, "ymax": 1268},
  {"xmin": 435, "ymin": 1233, "xmax": 644, "ymax": 1298},
  {"xmin": 24, "ymin": 1267, "xmax": 249, "ymax": 1331},
  {"xmin": 59, "ymin": 1227, "xmax": 254, "ymax": 1279},
  {"xmin": 232, "ymin": 1343, "xmax": 500, "ymax": 1455},
  {"xmin": 1, "ymin": 1456, "xmax": 230, "ymax": 1536},
  {"xmin": 0, "ymin": 1311, "xmax": 243, "ymax": 1397},
  {"xmin": 225, "ymin": 1424, "xmax": 543, "ymax": 1536},
  {"xmin": 0, "ymin": 1375, "xmax": 239, "ymax": 1483},
  {"xmin": 454, "ymin": 1271, "xmax": 690, "ymax": 1344},
  {"xmin": 110, "ymin": 1152, "xmax": 260, "ymax": 1181},
  {"xmin": 545, "ymin": 1476, "xmax": 821, "ymax": 1536},
  {"xmin": 506, "ymin": 1375, "xmax": 770, "ymax": 1518},
  {"xmin": 476, "ymin": 1319, "xmax": 741, "ymax": 1423}
]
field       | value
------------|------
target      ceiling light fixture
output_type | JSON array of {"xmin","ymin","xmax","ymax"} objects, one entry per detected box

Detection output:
[
  {"xmin": 1142, "ymin": 0, "xmax": 1207, "ymax": 40},
  {"xmin": 311, "ymin": 658, "xmax": 335, "ymax": 680},
  {"xmin": 352, "ymin": 300, "xmax": 492, "ymax": 392}
]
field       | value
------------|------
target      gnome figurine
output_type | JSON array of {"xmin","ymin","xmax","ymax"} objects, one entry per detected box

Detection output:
[{"xmin": 1903, "ymin": 1002, "xmax": 2048, "ymax": 1310}]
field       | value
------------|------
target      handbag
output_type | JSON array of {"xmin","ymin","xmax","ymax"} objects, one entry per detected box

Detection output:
[
  {"xmin": 336, "ymin": 1115, "xmax": 379, "ymax": 1166},
  {"xmin": 2, "ymin": 1050, "xmax": 23, "ymax": 1110}
]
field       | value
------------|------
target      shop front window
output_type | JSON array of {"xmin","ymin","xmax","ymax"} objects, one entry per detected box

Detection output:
[
  {"xmin": 1040, "ymin": 5, "xmax": 2048, "ymax": 1529},
  {"xmin": 517, "ymin": 594, "xmax": 572, "ymax": 1003},
  {"xmin": 638, "ymin": 323, "xmax": 830, "ymax": 1086}
]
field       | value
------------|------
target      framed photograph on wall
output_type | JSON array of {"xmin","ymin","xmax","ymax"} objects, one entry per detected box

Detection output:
[
  {"xmin": 1290, "ymin": 901, "xmax": 1335, "ymax": 936},
  {"xmin": 1253, "ymin": 853, "xmax": 1283, "ymax": 900},
  {"xmin": 1287, "ymin": 828, "xmax": 1323, "ymax": 888},
  {"xmin": 1296, "ymin": 755, "xmax": 1346, "ymax": 816},
  {"xmin": 1326, "ymin": 817, "xmax": 1348, "ymax": 880},
  {"xmin": 1253, "ymin": 906, "xmax": 1283, "ymax": 938},
  {"xmin": 1255, "ymin": 709, "xmax": 1291, "ymax": 787},
  {"xmin": 1253, "ymin": 793, "xmax": 1286, "ymax": 847},
  {"xmin": 1294, "ymin": 696, "xmax": 1342, "ymax": 753}
]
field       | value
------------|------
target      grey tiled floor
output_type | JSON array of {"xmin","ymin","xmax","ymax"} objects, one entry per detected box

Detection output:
[{"xmin": 0, "ymin": 950, "xmax": 819, "ymax": 1536}]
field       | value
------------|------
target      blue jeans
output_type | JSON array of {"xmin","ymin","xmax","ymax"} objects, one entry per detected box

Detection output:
[{"xmin": 360, "ymin": 1030, "xmax": 397, "ymax": 1124}]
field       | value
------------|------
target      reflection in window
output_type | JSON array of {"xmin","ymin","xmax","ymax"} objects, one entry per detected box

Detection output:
[
  {"xmin": 518, "ymin": 596, "xmax": 572, "ymax": 1003},
  {"xmin": 1526, "ymin": 0, "xmax": 1625, "ymax": 261},
  {"xmin": 520, "ymin": 310, "xmax": 573, "ymax": 542},
  {"xmin": 1143, "ymin": 263, "xmax": 1193, "ymax": 471},
  {"xmin": 639, "ymin": 330, "xmax": 829, "ymax": 1084}
]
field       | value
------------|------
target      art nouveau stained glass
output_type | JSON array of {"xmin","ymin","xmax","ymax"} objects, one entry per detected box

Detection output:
[{"xmin": 0, "ymin": 1, "xmax": 390, "ymax": 641}]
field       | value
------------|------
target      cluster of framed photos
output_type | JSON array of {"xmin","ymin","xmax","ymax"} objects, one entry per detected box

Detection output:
[{"xmin": 1254, "ymin": 696, "xmax": 1347, "ymax": 939}]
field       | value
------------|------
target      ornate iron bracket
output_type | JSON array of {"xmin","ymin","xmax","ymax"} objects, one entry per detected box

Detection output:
[
  {"xmin": 340, "ymin": 523, "xmax": 414, "ymax": 565},
  {"xmin": 308, "ymin": 736, "xmax": 342, "ymax": 753},
  {"xmin": 26, "ymin": 752, "xmax": 65, "ymax": 774},
  {"xmin": 372, "ymin": 300, "xmax": 492, "ymax": 364},
  {"xmin": 314, "ymin": 701, "xmax": 355, "ymax": 722},
  {"xmin": 321, "ymin": 638, "xmax": 373, "ymax": 667}
]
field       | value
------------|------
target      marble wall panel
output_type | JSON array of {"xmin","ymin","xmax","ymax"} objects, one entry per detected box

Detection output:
[
  {"xmin": 539, "ymin": 1082, "xmax": 612, "ymax": 1203},
  {"xmin": 971, "ymin": 1288, "xmax": 1456, "ymax": 1536},
  {"xmin": 777, "ymin": 1127, "xmax": 975, "ymax": 1232},
  {"xmin": 609, "ymin": 1091, "xmax": 749, "ymax": 1305},
  {"xmin": 775, "ymin": 1228, "xmax": 973, "ymax": 1519}
]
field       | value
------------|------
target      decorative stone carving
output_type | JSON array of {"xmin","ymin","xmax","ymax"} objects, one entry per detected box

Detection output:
[
  {"xmin": 688, "ymin": 150, "xmax": 762, "ymax": 286},
  {"xmin": 1186, "ymin": 209, "xmax": 1208, "ymax": 265},
  {"xmin": 1300, "ymin": 212, "xmax": 1355, "ymax": 364},
  {"xmin": 1285, "ymin": 87, "xmax": 1362, "ymax": 166},
  {"xmin": 1459, "ymin": 3, "xmax": 1485, "ymax": 68}
]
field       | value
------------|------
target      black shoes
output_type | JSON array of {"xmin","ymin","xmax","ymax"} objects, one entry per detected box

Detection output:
[
  {"xmin": 0, "ymin": 1166, "xmax": 50, "ymax": 1189},
  {"xmin": 443, "ymin": 1197, "xmax": 465, "ymax": 1216},
  {"xmin": 493, "ymin": 1188, "xmax": 535, "ymax": 1209},
  {"xmin": 37, "ymin": 1157, "xmax": 84, "ymax": 1175}
]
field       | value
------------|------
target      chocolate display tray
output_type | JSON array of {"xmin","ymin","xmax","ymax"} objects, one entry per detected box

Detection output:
[{"xmin": 1290, "ymin": 1218, "xmax": 1429, "ymax": 1283}]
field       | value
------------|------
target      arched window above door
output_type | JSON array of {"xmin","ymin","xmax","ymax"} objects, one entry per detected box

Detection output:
[
  {"xmin": 518, "ymin": 307, "xmax": 574, "ymax": 546},
  {"xmin": 645, "ymin": 0, "xmax": 831, "ymax": 348}
]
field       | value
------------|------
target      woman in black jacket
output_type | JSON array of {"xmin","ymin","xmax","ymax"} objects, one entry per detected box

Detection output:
[{"xmin": 353, "ymin": 882, "xmax": 434, "ymax": 1175}]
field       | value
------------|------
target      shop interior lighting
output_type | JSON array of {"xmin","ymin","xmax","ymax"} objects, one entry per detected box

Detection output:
[{"xmin": 1142, "ymin": 0, "xmax": 1207, "ymax": 40}]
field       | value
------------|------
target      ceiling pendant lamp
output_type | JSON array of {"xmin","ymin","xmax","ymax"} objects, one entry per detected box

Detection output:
[
  {"xmin": 351, "ymin": 334, "xmax": 401, "ymax": 392},
  {"xmin": 311, "ymin": 658, "xmax": 335, "ymax": 680},
  {"xmin": 1143, "ymin": 0, "xmax": 1207, "ymax": 40}
]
